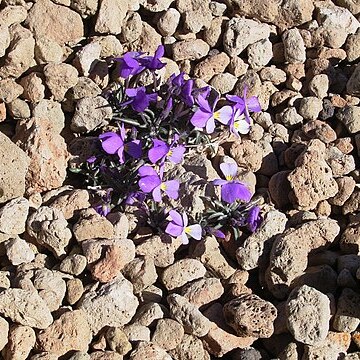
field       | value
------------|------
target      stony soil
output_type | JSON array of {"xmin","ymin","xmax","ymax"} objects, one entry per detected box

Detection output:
[{"xmin": 0, "ymin": 0, "xmax": 360, "ymax": 359}]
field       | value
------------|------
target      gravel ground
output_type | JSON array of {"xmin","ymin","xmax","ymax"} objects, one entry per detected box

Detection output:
[{"xmin": 0, "ymin": 0, "xmax": 360, "ymax": 359}]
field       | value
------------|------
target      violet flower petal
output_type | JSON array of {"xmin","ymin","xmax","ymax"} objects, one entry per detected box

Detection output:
[
  {"xmin": 163, "ymin": 180, "xmax": 179, "ymax": 200},
  {"xmin": 168, "ymin": 145, "xmax": 185, "ymax": 164},
  {"xmin": 221, "ymin": 182, "xmax": 251, "ymax": 203},
  {"xmin": 152, "ymin": 185, "xmax": 162, "ymax": 202},
  {"xmin": 139, "ymin": 175, "xmax": 161, "ymax": 193},
  {"xmin": 165, "ymin": 222, "xmax": 184, "ymax": 237},
  {"xmin": 205, "ymin": 116, "xmax": 215, "ymax": 134},
  {"xmin": 214, "ymin": 105, "xmax": 233, "ymax": 125},
  {"xmin": 99, "ymin": 132, "xmax": 123, "ymax": 154},
  {"xmin": 125, "ymin": 140, "xmax": 142, "ymax": 159},
  {"xmin": 138, "ymin": 165, "xmax": 158, "ymax": 177},
  {"xmin": 190, "ymin": 110, "xmax": 212, "ymax": 128},
  {"xmin": 247, "ymin": 96, "xmax": 262, "ymax": 112},
  {"xmin": 148, "ymin": 139, "xmax": 169, "ymax": 164},
  {"xmin": 185, "ymin": 224, "xmax": 202, "ymax": 240},
  {"xmin": 213, "ymin": 179, "xmax": 228, "ymax": 186},
  {"xmin": 168, "ymin": 210, "xmax": 184, "ymax": 226}
]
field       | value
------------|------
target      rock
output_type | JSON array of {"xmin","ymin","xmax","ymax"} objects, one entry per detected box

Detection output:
[
  {"xmin": 79, "ymin": 275, "xmax": 138, "ymax": 334},
  {"xmin": 33, "ymin": 268, "xmax": 66, "ymax": 311},
  {"xmin": 223, "ymin": 17, "xmax": 270, "ymax": 56},
  {"xmin": 0, "ymin": 288, "xmax": 52, "ymax": 329},
  {"xmin": 288, "ymin": 140, "xmax": 338, "ymax": 210},
  {"xmin": 60, "ymin": 254, "xmax": 87, "ymax": 275},
  {"xmin": 0, "ymin": 79, "xmax": 23, "ymax": 103},
  {"xmin": 34, "ymin": 37, "xmax": 63, "ymax": 64},
  {"xmin": 73, "ymin": 43, "xmax": 101, "ymax": 76},
  {"xmin": 120, "ymin": 12, "xmax": 142, "ymax": 43},
  {"xmin": 0, "ymin": 317, "xmax": 9, "ymax": 351},
  {"xmin": 316, "ymin": 1, "xmax": 359, "ymax": 40},
  {"xmin": 0, "ymin": 24, "xmax": 10, "ymax": 57},
  {"xmin": 209, "ymin": 72, "xmax": 237, "ymax": 94},
  {"xmin": 4, "ymin": 325, "xmax": 36, "ymax": 360},
  {"xmin": 26, "ymin": 0, "xmax": 84, "ymax": 45},
  {"xmin": 142, "ymin": 0, "xmax": 173, "ymax": 12},
  {"xmin": 172, "ymin": 39, "xmax": 210, "ymax": 61},
  {"xmin": 32, "ymin": 100, "xmax": 65, "ymax": 133},
  {"xmin": 236, "ymin": 209, "xmax": 288, "ymax": 270},
  {"xmin": 228, "ymin": 56, "xmax": 248, "ymax": 77},
  {"xmin": 44, "ymin": 63, "xmax": 78, "ymax": 101},
  {"xmin": 130, "ymin": 22, "xmax": 161, "ymax": 54},
  {"xmin": 202, "ymin": 303, "xmax": 255, "ymax": 357},
  {"xmin": 337, "ymin": 105, "xmax": 360, "ymax": 133},
  {"xmin": 90, "ymin": 351, "xmax": 123, "ymax": 359},
  {"xmin": 157, "ymin": 8, "xmax": 181, "ymax": 36},
  {"xmin": 161, "ymin": 259, "xmax": 206, "ymax": 291},
  {"xmin": 177, "ymin": 0, "xmax": 212, "ymax": 33},
  {"xmin": 0, "ymin": 24, "xmax": 35, "ymax": 78},
  {"xmin": 131, "ymin": 302, "xmax": 166, "ymax": 327},
  {"xmin": 69, "ymin": 77, "xmax": 102, "ymax": 101},
  {"xmin": 326, "ymin": 146, "xmax": 355, "ymax": 177},
  {"xmin": 333, "ymin": 288, "xmax": 360, "ymax": 332},
  {"xmin": 286, "ymin": 285, "xmax": 331, "ymax": 345},
  {"xmin": 123, "ymin": 257, "xmax": 157, "ymax": 293},
  {"xmin": 266, "ymin": 219, "xmax": 340, "ymax": 298},
  {"xmin": 0, "ymin": 197, "xmax": 29, "ymax": 235},
  {"xmin": 136, "ymin": 235, "xmax": 182, "ymax": 268},
  {"xmin": 129, "ymin": 342, "xmax": 172, "ymax": 360},
  {"xmin": 181, "ymin": 278, "xmax": 224, "ymax": 307},
  {"xmin": 192, "ymin": 236, "xmax": 236, "ymax": 279},
  {"xmin": 92, "ymin": 35, "xmax": 123, "ymax": 58},
  {"xmin": 203, "ymin": 16, "xmax": 223, "ymax": 48},
  {"xmin": 4, "ymin": 237, "xmax": 35, "ymax": 265},
  {"xmin": 343, "ymin": 189, "xmax": 360, "ymax": 215},
  {"xmin": 330, "ymin": 176, "xmax": 356, "ymax": 206},
  {"xmin": 302, "ymin": 120, "xmax": 337, "ymax": 144},
  {"xmin": 230, "ymin": 139, "xmax": 263, "ymax": 172},
  {"xmin": 345, "ymin": 33, "xmax": 360, "ymax": 62},
  {"xmin": 73, "ymin": 209, "xmax": 114, "ymax": 241},
  {"xmin": 66, "ymin": 278, "xmax": 84, "ymax": 305},
  {"xmin": 0, "ymin": 132, "xmax": 30, "ymax": 204},
  {"xmin": 193, "ymin": 52, "xmax": 230, "ymax": 82},
  {"xmin": 123, "ymin": 324, "xmax": 150, "ymax": 343},
  {"xmin": 13, "ymin": 118, "xmax": 69, "ymax": 195},
  {"xmin": 247, "ymin": 38, "xmax": 273, "ymax": 69},
  {"xmin": 151, "ymin": 319, "xmax": 184, "ymax": 351},
  {"xmin": 224, "ymin": 294, "xmax": 277, "ymax": 338},
  {"xmin": 298, "ymin": 97, "xmax": 323, "ymax": 120},
  {"xmin": 309, "ymin": 74, "xmax": 329, "ymax": 98},
  {"xmin": 341, "ymin": 223, "xmax": 360, "ymax": 255},
  {"xmin": 71, "ymin": 96, "xmax": 112, "ymax": 133},
  {"xmin": 105, "ymin": 327, "xmax": 131, "ymax": 355},
  {"xmin": 37, "ymin": 310, "xmax": 92, "ymax": 356},
  {"xmin": 260, "ymin": 66, "xmax": 287, "ymax": 85},
  {"xmin": 282, "ymin": 28, "xmax": 306, "ymax": 63},
  {"xmin": 7, "ymin": 98, "xmax": 30, "ymax": 119},
  {"xmin": 277, "ymin": 107, "xmax": 303, "ymax": 128},
  {"xmin": 70, "ymin": 0, "xmax": 98, "ymax": 18},
  {"xmin": 26, "ymin": 206, "xmax": 72, "ymax": 257},
  {"xmin": 167, "ymin": 294, "xmax": 211, "ymax": 337},
  {"xmin": 169, "ymin": 334, "xmax": 208, "ymax": 360}
]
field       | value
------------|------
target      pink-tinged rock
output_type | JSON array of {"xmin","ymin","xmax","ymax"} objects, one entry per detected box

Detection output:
[
  {"xmin": 130, "ymin": 22, "xmax": 162, "ymax": 54},
  {"xmin": 13, "ymin": 118, "xmax": 69, "ymax": 195},
  {"xmin": 0, "ymin": 316, "xmax": 9, "ymax": 351},
  {"xmin": 288, "ymin": 139, "xmax": 338, "ymax": 210},
  {"xmin": 26, "ymin": 0, "xmax": 84, "ymax": 45},
  {"xmin": 151, "ymin": 319, "xmax": 184, "ymax": 351},
  {"xmin": 172, "ymin": 39, "xmax": 210, "ymax": 61},
  {"xmin": 202, "ymin": 303, "xmax": 256, "ymax": 357},
  {"xmin": 37, "ymin": 310, "xmax": 92, "ymax": 356},
  {"xmin": 0, "ymin": 78, "xmax": 23, "ymax": 103},
  {"xmin": 129, "ymin": 342, "xmax": 172, "ymax": 360},
  {"xmin": 19, "ymin": 72, "xmax": 45, "ymax": 103},
  {"xmin": 0, "ymin": 197, "xmax": 29, "ymax": 235},
  {"xmin": 169, "ymin": 334, "xmax": 209, "ymax": 360},
  {"xmin": 181, "ymin": 278, "xmax": 224, "ymax": 307}
]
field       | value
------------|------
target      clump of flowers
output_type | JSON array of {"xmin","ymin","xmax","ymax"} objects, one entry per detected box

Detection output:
[{"xmin": 71, "ymin": 45, "xmax": 263, "ymax": 244}]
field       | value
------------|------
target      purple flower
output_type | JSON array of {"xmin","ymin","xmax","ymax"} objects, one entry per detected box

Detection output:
[
  {"xmin": 87, "ymin": 155, "xmax": 97, "ymax": 164},
  {"xmin": 148, "ymin": 136, "xmax": 185, "ymax": 165},
  {"xmin": 116, "ymin": 52, "xmax": 144, "ymax": 78},
  {"xmin": 190, "ymin": 95, "xmax": 233, "ymax": 134},
  {"xmin": 125, "ymin": 191, "xmax": 146, "ymax": 206},
  {"xmin": 138, "ymin": 166, "xmax": 179, "ymax": 202},
  {"xmin": 226, "ymin": 85, "xmax": 261, "ymax": 124},
  {"xmin": 165, "ymin": 210, "xmax": 202, "ymax": 245},
  {"xmin": 125, "ymin": 87, "xmax": 158, "ymax": 112},
  {"xmin": 213, "ymin": 162, "xmax": 251, "ymax": 203},
  {"xmin": 94, "ymin": 189, "xmax": 112, "ymax": 217},
  {"xmin": 247, "ymin": 205, "xmax": 262, "ymax": 232},
  {"xmin": 99, "ymin": 125, "xmax": 142, "ymax": 163},
  {"xmin": 181, "ymin": 79, "xmax": 194, "ymax": 106},
  {"xmin": 139, "ymin": 45, "xmax": 166, "ymax": 71}
]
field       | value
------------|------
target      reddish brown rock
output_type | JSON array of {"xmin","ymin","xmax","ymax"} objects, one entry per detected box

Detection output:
[{"xmin": 37, "ymin": 310, "xmax": 92, "ymax": 356}]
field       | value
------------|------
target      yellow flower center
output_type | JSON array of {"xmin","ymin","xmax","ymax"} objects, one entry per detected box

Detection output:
[
  {"xmin": 225, "ymin": 175, "xmax": 233, "ymax": 181},
  {"xmin": 213, "ymin": 111, "xmax": 220, "ymax": 120},
  {"xmin": 160, "ymin": 183, "xmax": 167, "ymax": 190},
  {"xmin": 185, "ymin": 227, "xmax": 191, "ymax": 234}
]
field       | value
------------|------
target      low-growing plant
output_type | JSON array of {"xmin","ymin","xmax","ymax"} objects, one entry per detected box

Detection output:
[{"xmin": 70, "ymin": 45, "xmax": 263, "ymax": 244}]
